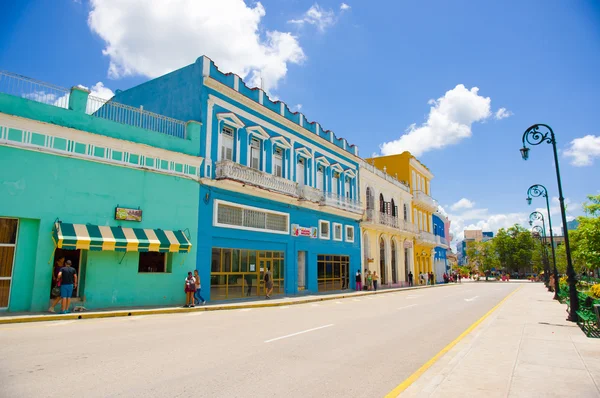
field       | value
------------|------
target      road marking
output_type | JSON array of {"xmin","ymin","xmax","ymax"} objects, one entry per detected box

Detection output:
[
  {"xmin": 278, "ymin": 306, "xmax": 290, "ymax": 309},
  {"xmin": 184, "ymin": 312, "xmax": 204, "ymax": 316},
  {"xmin": 239, "ymin": 308, "xmax": 253, "ymax": 312},
  {"xmin": 464, "ymin": 296, "xmax": 479, "ymax": 302},
  {"xmin": 352, "ymin": 298, "xmax": 361, "ymax": 302},
  {"xmin": 397, "ymin": 304, "xmax": 418, "ymax": 310},
  {"xmin": 335, "ymin": 301, "xmax": 343, "ymax": 305},
  {"xmin": 406, "ymin": 295, "xmax": 421, "ymax": 299},
  {"xmin": 385, "ymin": 286, "xmax": 522, "ymax": 397},
  {"xmin": 311, "ymin": 304, "xmax": 320, "ymax": 307},
  {"xmin": 264, "ymin": 324, "xmax": 334, "ymax": 343},
  {"xmin": 46, "ymin": 320, "xmax": 76, "ymax": 326}
]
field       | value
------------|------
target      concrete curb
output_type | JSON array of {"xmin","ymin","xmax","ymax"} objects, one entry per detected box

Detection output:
[{"xmin": 0, "ymin": 283, "xmax": 455, "ymax": 325}]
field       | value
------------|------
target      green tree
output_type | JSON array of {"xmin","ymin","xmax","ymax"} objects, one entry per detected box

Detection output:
[{"xmin": 570, "ymin": 194, "xmax": 600, "ymax": 274}]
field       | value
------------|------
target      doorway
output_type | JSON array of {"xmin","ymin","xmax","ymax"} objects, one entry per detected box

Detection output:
[
  {"xmin": 52, "ymin": 248, "xmax": 83, "ymax": 298},
  {"xmin": 0, "ymin": 218, "xmax": 18, "ymax": 309},
  {"xmin": 317, "ymin": 255, "xmax": 349, "ymax": 292},
  {"xmin": 297, "ymin": 251, "xmax": 306, "ymax": 291}
]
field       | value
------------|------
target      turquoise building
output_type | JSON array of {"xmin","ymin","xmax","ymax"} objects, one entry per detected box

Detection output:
[
  {"xmin": 0, "ymin": 73, "xmax": 201, "ymax": 312},
  {"xmin": 111, "ymin": 56, "xmax": 364, "ymax": 301}
]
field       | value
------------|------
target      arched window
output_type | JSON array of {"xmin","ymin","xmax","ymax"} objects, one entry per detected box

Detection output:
[
  {"xmin": 391, "ymin": 199, "xmax": 396, "ymax": 217},
  {"xmin": 379, "ymin": 194, "xmax": 385, "ymax": 213},
  {"xmin": 403, "ymin": 204, "xmax": 408, "ymax": 221}
]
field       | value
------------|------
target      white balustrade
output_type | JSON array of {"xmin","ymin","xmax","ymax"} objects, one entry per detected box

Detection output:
[
  {"xmin": 298, "ymin": 185, "xmax": 324, "ymax": 203},
  {"xmin": 419, "ymin": 230, "xmax": 437, "ymax": 244},
  {"xmin": 363, "ymin": 210, "xmax": 419, "ymax": 234},
  {"xmin": 414, "ymin": 191, "xmax": 439, "ymax": 210},
  {"xmin": 323, "ymin": 192, "xmax": 363, "ymax": 214},
  {"xmin": 215, "ymin": 160, "xmax": 299, "ymax": 197}
]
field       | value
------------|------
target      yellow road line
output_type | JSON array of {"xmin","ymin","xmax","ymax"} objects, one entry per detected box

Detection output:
[{"xmin": 385, "ymin": 285, "xmax": 523, "ymax": 398}]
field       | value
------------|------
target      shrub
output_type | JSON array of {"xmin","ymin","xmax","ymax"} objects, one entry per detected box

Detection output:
[{"xmin": 590, "ymin": 284, "xmax": 600, "ymax": 299}]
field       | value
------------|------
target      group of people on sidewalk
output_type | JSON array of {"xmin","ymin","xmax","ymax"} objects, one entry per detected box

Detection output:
[
  {"xmin": 355, "ymin": 270, "xmax": 380, "ymax": 291},
  {"xmin": 184, "ymin": 270, "xmax": 206, "ymax": 308},
  {"xmin": 419, "ymin": 272, "xmax": 436, "ymax": 285}
]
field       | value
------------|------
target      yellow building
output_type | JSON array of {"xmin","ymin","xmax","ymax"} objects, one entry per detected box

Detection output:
[{"xmin": 365, "ymin": 152, "xmax": 438, "ymax": 284}]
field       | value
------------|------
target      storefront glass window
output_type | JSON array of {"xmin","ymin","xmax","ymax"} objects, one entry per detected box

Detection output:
[{"xmin": 317, "ymin": 254, "xmax": 349, "ymax": 292}]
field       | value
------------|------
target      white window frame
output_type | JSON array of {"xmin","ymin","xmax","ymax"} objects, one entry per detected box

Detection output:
[
  {"xmin": 296, "ymin": 156, "xmax": 306, "ymax": 185},
  {"xmin": 220, "ymin": 125, "xmax": 235, "ymax": 161},
  {"xmin": 333, "ymin": 222, "xmax": 343, "ymax": 241},
  {"xmin": 249, "ymin": 137, "xmax": 261, "ymax": 170},
  {"xmin": 316, "ymin": 166, "xmax": 325, "ymax": 191},
  {"xmin": 0, "ymin": 217, "xmax": 18, "ymax": 309},
  {"xmin": 345, "ymin": 225, "xmax": 355, "ymax": 243},
  {"xmin": 319, "ymin": 220, "xmax": 331, "ymax": 240},
  {"xmin": 213, "ymin": 199, "xmax": 290, "ymax": 235},
  {"xmin": 331, "ymin": 173, "xmax": 339, "ymax": 195},
  {"xmin": 273, "ymin": 146, "xmax": 284, "ymax": 178}
]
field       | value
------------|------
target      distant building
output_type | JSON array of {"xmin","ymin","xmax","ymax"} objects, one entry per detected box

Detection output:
[{"xmin": 567, "ymin": 219, "xmax": 579, "ymax": 231}]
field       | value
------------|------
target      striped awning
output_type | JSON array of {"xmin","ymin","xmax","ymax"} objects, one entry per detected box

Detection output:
[{"xmin": 53, "ymin": 223, "xmax": 192, "ymax": 253}]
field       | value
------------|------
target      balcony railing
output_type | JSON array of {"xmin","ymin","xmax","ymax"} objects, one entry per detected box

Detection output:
[
  {"xmin": 440, "ymin": 237, "xmax": 449, "ymax": 246},
  {"xmin": 323, "ymin": 192, "xmax": 363, "ymax": 214},
  {"xmin": 365, "ymin": 210, "xmax": 419, "ymax": 233},
  {"xmin": 216, "ymin": 160, "xmax": 299, "ymax": 197},
  {"xmin": 419, "ymin": 231, "xmax": 437, "ymax": 244},
  {"xmin": 414, "ymin": 190, "xmax": 438, "ymax": 209},
  {"xmin": 298, "ymin": 184, "xmax": 324, "ymax": 203}
]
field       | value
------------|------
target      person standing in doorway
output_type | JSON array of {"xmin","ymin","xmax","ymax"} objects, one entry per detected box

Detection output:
[
  {"xmin": 57, "ymin": 260, "xmax": 77, "ymax": 314},
  {"xmin": 355, "ymin": 271, "xmax": 362, "ymax": 291},
  {"xmin": 184, "ymin": 271, "xmax": 196, "ymax": 307},
  {"xmin": 193, "ymin": 270, "xmax": 206, "ymax": 305},
  {"xmin": 264, "ymin": 266, "xmax": 274, "ymax": 299},
  {"xmin": 373, "ymin": 271, "xmax": 379, "ymax": 291},
  {"xmin": 408, "ymin": 271, "xmax": 413, "ymax": 287},
  {"xmin": 367, "ymin": 270, "xmax": 373, "ymax": 291},
  {"xmin": 48, "ymin": 257, "xmax": 65, "ymax": 313}
]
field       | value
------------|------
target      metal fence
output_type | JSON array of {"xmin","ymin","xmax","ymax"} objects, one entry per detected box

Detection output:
[
  {"xmin": 0, "ymin": 70, "xmax": 70, "ymax": 109},
  {"xmin": 86, "ymin": 95, "xmax": 187, "ymax": 139}
]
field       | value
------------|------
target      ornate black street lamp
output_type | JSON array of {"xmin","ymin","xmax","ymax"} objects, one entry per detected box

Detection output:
[
  {"xmin": 531, "ymin": 224, "xmax": 550, "ymax": 288},
  {"xmin": 521, "ymin": 124, "xmax": 578, "ymax": 321},
  {"xmin": 529, "ymin": 211, "xmax": 559, "ymax": 298},
  {"xmin": 527, "ymin": 184, "xmax": 558, "ymax": 290}
]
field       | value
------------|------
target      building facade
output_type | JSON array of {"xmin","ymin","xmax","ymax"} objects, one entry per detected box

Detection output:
[
  {"xmin": 111, "ymin": 56, "xmax": 363, "ymax": 300},
  {"xmin": 359, "ymin": 161, "xmax": 418, "ymax": 287},
  {"xmin": 0, "ymin": 77, "xmax": 200, "ymax": 312},
  {"xmin": 366, "ymin": 152, "xmax": 438, "ymax": 284},
  {"xmin": 432, "ymin": 212, "xmax": 450, "ymax": 282}
]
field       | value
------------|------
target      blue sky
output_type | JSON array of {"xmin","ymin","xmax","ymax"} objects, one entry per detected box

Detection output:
[{"xmin": 1, "ymin": 0, "xmax": 599, "ymax": 244}]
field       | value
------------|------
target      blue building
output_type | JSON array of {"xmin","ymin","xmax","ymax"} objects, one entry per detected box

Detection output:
[
  {"xmin": 112, "ymin": 56, "xmax": 363, "ymax": 301},
  {"xmin": 432, "ymin": 212, "xmax": 449, "ymax": 281}
]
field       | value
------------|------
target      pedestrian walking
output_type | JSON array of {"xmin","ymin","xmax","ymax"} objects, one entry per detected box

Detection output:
[
  {"xmin": 367, "ymin": 270, "xmax": 373, "ymax": 291},
  {"xmin": 57, "ymin": 260, "xmax": 77, "ymax": 314},
  {"xmin": 184, "ymin": 271, "xmax": 196, "ymax": 307},
  {"xmin": 408, "ymin": 271, "xmax": 413, "ymax": 287},
  {"xmin": 48, "ymin": 257, "xmax": 65, "ymax": 313},
  {"xmin": 355, "ymin": 270, "xmax": 362, "ymax": 291},
  {"xmin": 264, "ymin": 266, "xmax": 274, "ymax": 299},
  {"xmin": 430, "ymin": 272, "xmax": 435, "ymax": 285},
  {"xmin": 458, "ymin": 273, "xmax": 462, "ymax": 283},
  {"xmin": 193, "ymin": 270, "xmax": 206, "ymax": 305},
  {"xmin": 424, "ymin": 272, "xmax": 429, "ymax": 286},
  {"xmin": 373, "ymin": 271, "xmax": 379, "ymax": 291}
]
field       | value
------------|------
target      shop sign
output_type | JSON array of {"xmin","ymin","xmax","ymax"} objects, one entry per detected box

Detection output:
[
  {"xmin": 291, "ymin": 224, "xmax": 317, "ymax": 238},
  {"xmin": 115, "ymin": 207, "xmax": 143, "ymax": 222},
  {"xmin": 403, "ymin": 240, "xmax": 413, "ymax": 249}
]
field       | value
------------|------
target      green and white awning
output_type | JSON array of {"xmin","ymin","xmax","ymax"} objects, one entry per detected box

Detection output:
[{"xmin": 53, "ymin": 223, "xmax": 192, "ymax": 253}]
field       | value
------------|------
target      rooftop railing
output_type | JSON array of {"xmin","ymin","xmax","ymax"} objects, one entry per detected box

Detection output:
[
  {"xmin": 87, "ymin": 95, "xmax": 187, "ymax": 139},
  {"xmin": 364, "ymin": 209, "xmax": 419, "ymax": 234},
  {"xmin": 0, "ymin": 70, "xmax": 187, "ymax": 139},
  {"xmin": 360, "ymin": 161, "xmax": 410, "ymax": 192},
  {"xmin": 0, "ymin": 70, "xmax": 70, "ymax": 109}
]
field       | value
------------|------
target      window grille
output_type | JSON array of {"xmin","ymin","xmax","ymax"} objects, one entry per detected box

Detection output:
[{"xmin": 216, "ymin": 202, "xmax": 288, "ymax": 233}]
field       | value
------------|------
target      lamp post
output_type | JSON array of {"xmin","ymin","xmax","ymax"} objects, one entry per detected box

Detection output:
[
  {"xmin": 526, "ymin": 184, "xmax": 558, "ymax": 291},
  {"xmin": 521, "ymin": 124, "xmax": 578, "ymax": 321},
  {"xmin": 531, "ymin": 224, "xmax": 550, "ymax": 288},
  {"xmin": 529, "ymin": 211, "xmax": 559, "ymax": 297}
]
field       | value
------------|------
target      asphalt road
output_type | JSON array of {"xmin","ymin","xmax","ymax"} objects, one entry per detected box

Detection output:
[{"xmin": 0, "ymin": 282, "xmax": 519, "ymax": 398}]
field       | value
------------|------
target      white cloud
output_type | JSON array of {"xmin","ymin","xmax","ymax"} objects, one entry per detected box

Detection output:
[
  {"xmin": 494, "ymin": 107, "xmax": 512, "ymax": 120},
  {"xmin": 340, "ymin": 3, "xmax": 351, "ymax": 10},
  {"xmin": 564, "ymin": 135, "xmax": 600, "ymax": 166},
  {"xmin": 88, "ymin": 0, "xmax": 305, "ymax": 94},
  {"xmin": 292, "ymin": 104, "xmax": 303, "ymax": 112},
  {"xmin": 379, "ymin": 84, "xmax": 492, "ymax": 157},
  {"xmin": 288, "ymin": 4, "xmax": 336, "ymax": 32},
  {"xmin": 450, "ymin": 198, "xmax": 475, "ymax": 211},
  {"xmin": 80, "ymin": 82, "xmax": 114, "ymax": 100}
]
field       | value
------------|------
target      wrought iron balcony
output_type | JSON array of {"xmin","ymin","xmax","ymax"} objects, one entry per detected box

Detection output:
[
  {"xmin": 298, "ymin": 185, "xmax": 324, "ymax": 203},
  {"xmin": 364, "ymin": 210, "xmax": 419, "ymax": 233},
  {"xmin": 413, "ymin": 190, "xmax": 439, "ymax": 210},
  {"xmin": 322, "ymin": 192, "xmax": 363, "ymax": 214},
  {"xmin": 215, "ymin": 160, "xmax": 299, "ymax": 197},
  {"xmin": 419, "ymin": 230, "xmax": 437, "ymax": 245}
]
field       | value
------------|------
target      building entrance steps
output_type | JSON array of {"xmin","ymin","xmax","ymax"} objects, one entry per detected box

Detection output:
[
  {"xmin": 395, "ymin": 283, "xmax": 600, "ymax": 398},
  {"xmin": 0, "ymin": 283, "xmax": 455, "ymax": 325}
]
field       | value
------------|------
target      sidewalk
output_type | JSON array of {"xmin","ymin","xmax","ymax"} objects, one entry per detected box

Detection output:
[
  {"xmin": 398, "ymin": 283, "xmax": 600, "ymax": 397},
  {"xmin": 0, "ymin": 283, "xmax": 451, "ymax": 325}
]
